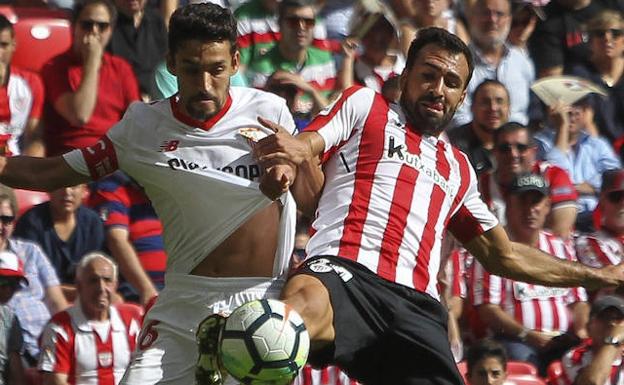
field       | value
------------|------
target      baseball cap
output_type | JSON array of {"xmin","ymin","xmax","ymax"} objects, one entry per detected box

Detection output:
[
  {"xmin": 590, "ymin": 295, "xmax": 624, "ymax": 318},
  {"xmin": 0, "ymin": 250, "xmax": 27, "ymax": 285},
  {"xmin": 509, "ymin": 173, "xmax": 549, "ymax": 196},
  {"xmin": 512, "ymin": 0, "xmax": 547, "ymax": 20},
  {"xmin": 601, "ymin": 169, "xmax": 624, "ymax": 193}
]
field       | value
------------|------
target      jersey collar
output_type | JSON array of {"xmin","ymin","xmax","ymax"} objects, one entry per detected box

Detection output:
[{"xmin": 170, "ymin": 92, "xmax": 233, "ymax": 131}]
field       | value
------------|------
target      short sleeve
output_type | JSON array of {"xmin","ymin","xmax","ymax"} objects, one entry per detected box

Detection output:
[
  {"xmin": 41, "ymin": 56, "xmax": 72, "ymax": 105},
  {"xmin": 545, "ymin": 166, "xmax": 578, "ymax": 207},
  {"xmin": 62, "ymin": 105, "xmax": 134, "ymax": 179},
  {"xmin": 447, "ymin": 157, "xmax": 499, "ymax": 244},
  {"xmin": 33, "ymin": 243, "xmax": 60, "ymax": 288},
  {"xmin": 304, "ymin": 86, "xmax": 375, "ymax": 160},
  {"xmin": 91, "ymin": 185, "xmax": 131, "ymax": 229},
  {"xmin": 38, "ymin": 318, "xmax": 72, "ymax": 374}
]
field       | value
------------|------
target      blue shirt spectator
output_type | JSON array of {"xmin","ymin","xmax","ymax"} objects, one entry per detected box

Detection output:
[
  {"xmin": 536, "ymin": 129, "xmax": 621, "ymax": 214},
  {"xmin": 14, "ymin": 200, "xmax": 105, "ymax": 284}
]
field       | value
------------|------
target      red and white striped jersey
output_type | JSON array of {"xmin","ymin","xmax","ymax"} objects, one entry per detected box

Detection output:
[
  {"xmin": 479, "ymin": 161, "xmax": 578, "ymax": 226},
  {"xmin": 0, "ymin": 66, "xmax": 44, "ymax": 155},
  {"xmin": 446, "ymin": 248, "xmax": 467, "ymax": 299},
  {"xmin": 558, "ymin": 340, "xmax": 624, "ymax": 385},
  {"xmin": 293, "ymin": 365, "xmax": 361, "ymax": 385},
  {"xmin": 469, "ymin": 231, "xmax": 587, "ymax": 333},
  {"xmin": 304, "ymin": 86, "xmax": 498, "ymax": 299},
  {"xmin": 38, "ymin": 304, "xmax": 142, "ymax": 385},
  {"xmin": 576, "ymin": 230, "xmax": 624, "ymax": 268}
]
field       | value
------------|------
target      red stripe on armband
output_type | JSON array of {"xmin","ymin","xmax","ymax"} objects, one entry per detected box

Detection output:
[{"xmin": 80, "ymin": 136, "xmax": 119, "ymax": 180}]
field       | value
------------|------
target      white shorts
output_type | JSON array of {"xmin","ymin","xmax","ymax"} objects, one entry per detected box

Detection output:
[{"xmin": 120, "ymin": 273, "xmax": 284, "ymax": 385}]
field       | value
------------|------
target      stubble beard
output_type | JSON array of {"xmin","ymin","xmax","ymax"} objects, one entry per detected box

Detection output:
[{"xmin": 399, "ymin": 96, "xmax": 456, "ymax": 136}]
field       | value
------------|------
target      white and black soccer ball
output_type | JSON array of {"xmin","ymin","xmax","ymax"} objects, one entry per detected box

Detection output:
[{"xmin": 220, "ymin": 299, "xmax": 310, "ymax": 385}]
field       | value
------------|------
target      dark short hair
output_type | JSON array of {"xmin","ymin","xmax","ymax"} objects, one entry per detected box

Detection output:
[
  {"xmin": 278, "ymin": 0, "xmax": 317, "ymax": 19},
  {"xmin": 405, "ymin": 27, "xmax": 474, "ymax": 89},
  {"xmin": 493, "ymin": 121, "xmax": 535, "ymax": 146},
  {"xmin": 472, "ymin": 79, "xmax": 509, "ymax": 101},
  {"xmin": 168, "ymin": 3, "xmax": 238, "ymax": 57},
  {"xmin": 72, "ymin": 0, "xmax": 117, "ymax": 26},
  {"xmin": 0, "ymin": 15, "xmax": 13, "ymax": 37},
  {"xmin": 466, "ymin": 339, "xmax": 508, "ymax": 375}
]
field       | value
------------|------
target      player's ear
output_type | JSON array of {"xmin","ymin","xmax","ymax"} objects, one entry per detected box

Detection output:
[
  {"xmin": 166, "ymin": 52, "xmax": 177, "ymax": 76},
  {"xmin": 230, "ymin": 50, "xmax": 240, "ymax": 75}
]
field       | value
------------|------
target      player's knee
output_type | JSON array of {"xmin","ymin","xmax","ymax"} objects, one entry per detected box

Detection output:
[{"xmin": 280, "ymin": 274, "xmax": 333, "ymax": 340}]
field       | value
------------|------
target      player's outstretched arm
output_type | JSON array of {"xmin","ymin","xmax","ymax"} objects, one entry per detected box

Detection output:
[
  {"xmin": 255, "ymin": 118, "xmax": 326, "ymax": 213},
  {"xmin": 465, "ymin": 225, "xmax": 624, "ymax": 291},
  {"xmin": 0, "ymin": 155, "xmax": 89, "ymax": 192}
]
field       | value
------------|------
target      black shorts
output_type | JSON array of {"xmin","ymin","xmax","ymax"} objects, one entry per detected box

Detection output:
[{"xmin": 293, "ymin": 255, "xmax": 463, "ymax": 385}]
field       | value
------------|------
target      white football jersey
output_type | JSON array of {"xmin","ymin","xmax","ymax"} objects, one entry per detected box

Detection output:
[{"xmin": 64, "ymin": 87, "xmax": 297, "ymax": 276}]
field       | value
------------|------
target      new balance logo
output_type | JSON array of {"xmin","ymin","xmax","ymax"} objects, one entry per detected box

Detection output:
[{"xmin": 159, "ymin": 140, "xmax": 180, "ymax": 152}]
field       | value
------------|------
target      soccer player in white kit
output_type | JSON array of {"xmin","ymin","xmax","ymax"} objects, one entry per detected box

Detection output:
[
  {"xmin": 246, "ymin": 27, "xmax": 624, "ymax": 385},
  {"xmin": 0, "ymin": 4, "xmax": 298, "ymax": 385}
]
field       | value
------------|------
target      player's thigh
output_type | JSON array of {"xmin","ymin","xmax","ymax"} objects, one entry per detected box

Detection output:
[
  {"xmin": 120, "ymin": 320, "xmax": 197, "ymax": 385},
  {"xmin": 281, "ymin": 273, "xmax": 334, "ymax": 342}
]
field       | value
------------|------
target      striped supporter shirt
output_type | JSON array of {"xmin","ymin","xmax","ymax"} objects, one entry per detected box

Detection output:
[
  {"xmin": 294, "ymin": 365, "xmax": 361, "ymax": 385},
  {"xmin": 558, "ymin": 340, "xmax": 624, "ymax": 385},
  {"xmin": 469, "ymin": 230, "xmax": 587, "ymax": 334},
  {"xmin": 478, "ymin": 161, "xmax": 578, "ymax": 226},
  {"xmin": 38, "ymin": 304, "xmax": 142, "ymax": 385},
  {"xmin": 576, "ymin": 230, "xmax": 624, "ymax": 268},
  {"xmin": 0, "ymin": 66, "xmax": 44, "ymax": 155},
  {"xmin": 304, "ymin": 86, "xmax": 499, "ymax": 299}
]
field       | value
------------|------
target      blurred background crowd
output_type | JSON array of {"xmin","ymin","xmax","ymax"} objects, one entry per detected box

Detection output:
[{"xmin": 1, "ymin": 0, "xmax": 624, "ymax": 384}]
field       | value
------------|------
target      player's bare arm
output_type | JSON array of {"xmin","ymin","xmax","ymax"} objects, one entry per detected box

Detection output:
[
  {"xmin": 465, "ymin": 224, "xmax": 624, "ymax": 290},
  {"xmin": 0, "ymin": 155, "xmax": 88, "ymax": 191}
]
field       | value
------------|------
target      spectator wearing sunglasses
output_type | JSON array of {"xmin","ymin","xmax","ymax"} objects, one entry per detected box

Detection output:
[
  {"xmin": 41, "ymin": 0, "xmax": 140, "ymax": 156},
  {"xmin": 577, "ymin": 170, "xmax": 624, "ymax": 294},
  {"xmin": 536, "ymin": 98, "xmax": 621, "ymax": 232},
  {"xmin": 0, "ymin": 193, "xmax": 68, "ymax": 367},
  {"xmin": 479, "ymin": 122, "xmax": 578, "ymax": 238},
  {"xmin": 469, "ymin": 172, "xmax": 589, "ymax": 369},
  {"xmin": 568, "ymin": 11, "xmax": 624, "ymax": 144},
  {"xmin": 0, "ymin": 250, "xmax": 27, "ymax": 385},
  {"xmin": 245, "ymin": 0, "xmax": 337, "ymax": 117}
]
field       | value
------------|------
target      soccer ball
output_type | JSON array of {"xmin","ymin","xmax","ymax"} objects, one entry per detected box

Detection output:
[{"xmin": 220, "ymin": 299, "xmax": 310, "ymax": 385}]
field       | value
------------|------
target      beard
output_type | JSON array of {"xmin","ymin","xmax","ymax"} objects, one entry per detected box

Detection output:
[{"xmin": 399, "ymin": 93, "xmax": 458, "ymax": 136}]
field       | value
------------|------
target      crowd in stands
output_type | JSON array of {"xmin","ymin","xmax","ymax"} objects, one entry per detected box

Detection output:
[{"xmin": 2, "ymin": 0, "xmax": 624, "ymax": 384}]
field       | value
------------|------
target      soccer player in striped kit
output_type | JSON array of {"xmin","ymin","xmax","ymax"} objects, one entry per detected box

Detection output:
[{"xmin": 251, "ymin": 27, "xmax": 624, "ymax": 385}]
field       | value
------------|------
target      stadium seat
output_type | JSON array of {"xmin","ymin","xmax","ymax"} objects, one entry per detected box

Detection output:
[
  {"xmin": 14, "ymin": 188, "xmax": 48, "ymax": 217},
  {"xmin": 505, "ymin": 375, "xmax": 548, "ymax": 385},
  {"xmin": 0, "ymin": 6, "xmax": 71, "ymax": 72},
  {"xmin": 546, "ymin": 360, "xmax": 564, "ymax": 385},
  {"xmin": 507, "ymin": 361, "xmax": 539, "ymax": 376}
]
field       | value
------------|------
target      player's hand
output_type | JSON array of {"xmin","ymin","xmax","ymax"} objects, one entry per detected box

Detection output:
[
  {"xmin": 82, "ymin": 34, "xmax": 105, "ymax": 65},
  {"xmin": 259, "ymin": 164, "xmax": 295, "ymax": 200},
  {"xmin": 255, "ymin": 117, "xmax": 312, "ymax": 167},
  {"xmin": 548, "ymin": 100, "xmax": 571, "ymax": 132}
]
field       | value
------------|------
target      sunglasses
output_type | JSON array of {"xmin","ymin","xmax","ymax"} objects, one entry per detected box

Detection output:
[
  {"xmin": 284, "ymin": 16, "xmax": 316, "ymax": 29},
  {"xmin": 607, "ymin": 190, "xmax": 624, "ymax": 203},
  {"xmin": 590, "ymin": 28, "xmax": 624, "ymax": 38},
  {"xmin": 496, "ymin": 143, "xmax": 531, "ymax": 153},
  {"xmin": 0, "ymin": 215, "xmax": 14, "ymax": 225},
  {"xmin": 79, "ymin": 20, "xmax": 111, "ymax": 32}
]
